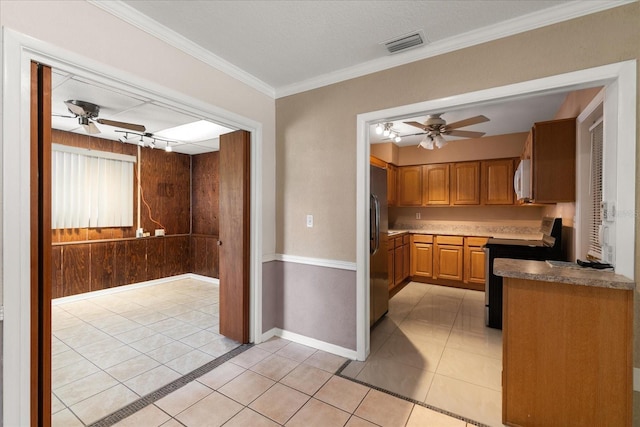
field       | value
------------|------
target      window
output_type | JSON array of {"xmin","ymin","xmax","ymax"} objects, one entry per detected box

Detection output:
[
  {"xmin": 587, "ymin": 118, "xmax": 603, "ymax": 260},
  {"xmin": 51, "ymin": 144, "xmax": 136, "ymax": 229}
]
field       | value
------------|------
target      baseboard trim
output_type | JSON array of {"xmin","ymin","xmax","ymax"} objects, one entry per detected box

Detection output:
[
  {"xmin": 52, "ymin": 273, "xmax": 219, "ymax": 305},
  {"xmin": 262, "ymin": 327, "xmax": 357, "ymax": 360}
]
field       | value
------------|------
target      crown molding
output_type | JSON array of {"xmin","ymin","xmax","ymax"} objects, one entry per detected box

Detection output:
[
  {"xmin": 275, "ymin": 0, "xmax": 635, "ymax": 98},
  {"xmin": 87, "ymin": 0, "xmax": 276, "ymax": 98}
]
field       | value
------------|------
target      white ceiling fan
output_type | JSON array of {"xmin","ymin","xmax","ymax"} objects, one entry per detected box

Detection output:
[{"xmin": 404, "ymin": 113, "xmax": 489, "ymax": 149}]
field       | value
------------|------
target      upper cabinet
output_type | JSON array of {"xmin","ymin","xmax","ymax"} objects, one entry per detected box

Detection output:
[
  {"xmin": 396, "ymin": 159, "xmax": 516, "ymax": 207},
  {"xmin": 423, "ymin": 164, "xmax": 450, "ymax": 205},
  {"xmin": 397, "ymin": 166, "xmax": 423, "ymax": 206},
  {"xmin": 526, "ymin": 118, "xmax": 576, "ymax": 203},
  {"xmin": 481, "ymin": 159, "xmax": 515, "ymax": 205},
  {"xmin": 451, "ymin": 162, "xmax": 480, "ymax": 205},
  {"xmin": 387, "ymin": 164, "xmax": 397, "ymax": 207}
]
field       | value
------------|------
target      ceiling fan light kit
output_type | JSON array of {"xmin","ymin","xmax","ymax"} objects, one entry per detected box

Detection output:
[{"xmin": 405, "ymin": 113, "xmax": 489, "ymax": 150}]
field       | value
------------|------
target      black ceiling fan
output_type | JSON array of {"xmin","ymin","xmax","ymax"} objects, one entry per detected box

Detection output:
[{"xmin": 54, "ymin": 100, "xmax": 146, "ymax": 135}]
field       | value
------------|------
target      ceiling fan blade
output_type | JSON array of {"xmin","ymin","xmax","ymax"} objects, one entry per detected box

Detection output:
[
  {"xmin": 65, "ymin": 100, "xmax": 87, "ymax": 117},
  {"xmin": 403, "ymin": 121, "xmax": 427, "ymax": 130},
  {"xmin": 446, "ymin": 115, "xmax": 490, "ymax": 130},
  {"xmin": 447, "ymin": 129, "xmax": 486, "ymax": 138},
  {"xmin": 96, "ymin": 118, "xmax": 146, "ymax": 133},
  {"xmin": 82, "ymin": 121, "xmax": 101, "ymax": 135}
]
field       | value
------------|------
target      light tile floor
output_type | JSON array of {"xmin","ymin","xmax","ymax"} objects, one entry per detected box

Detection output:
[
  {"xmin": 52, "ymin": 278, "xmax": 493, "ymax": 427},
  {"xmin": 342, "ymin": 282, "xmax": 504, "ymax": 426},
  {"xmin": 52, "ymin": 278, "xmax": 240, "ymax": 426}
]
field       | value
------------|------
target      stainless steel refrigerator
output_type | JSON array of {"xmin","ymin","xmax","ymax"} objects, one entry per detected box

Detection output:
[{"xmin": 370, "ymin": 165, "xmax": 389, "ymax": 326}]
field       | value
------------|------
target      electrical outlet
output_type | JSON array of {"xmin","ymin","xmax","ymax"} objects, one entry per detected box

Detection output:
[
  {"xmin": 306, "ymin": 214, "xmax": 314, "ymax": 228},
  {"xmin": 416, "ymin": 212, "xmax": 421, "ymax": 219}
]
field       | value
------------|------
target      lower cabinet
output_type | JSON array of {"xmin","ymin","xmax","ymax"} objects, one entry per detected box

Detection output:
[
  {"xmin": 434, "ymin": 235, "xmax": 464, "ymax": 281},
  {"xmin": 464, "ymin": 237, "xmax": 488, "ymax": 287},
  {"xmin": 409, "ymin": 234, "xmax": 487, "ymax": 290},
  {"xmin": 410, "ymin": 234, "xmax": 433, "ymax": 278},
  {"xmin": 389, "ymin": 234, "xmax": 410, "ymax": 291}
]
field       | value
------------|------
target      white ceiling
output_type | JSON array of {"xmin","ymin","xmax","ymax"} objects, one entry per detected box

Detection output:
[{"xmin": 53, "ymin": 1, "xmax": 623, "ymax": 152}]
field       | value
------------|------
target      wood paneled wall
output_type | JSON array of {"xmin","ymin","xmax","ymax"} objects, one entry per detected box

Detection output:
[
  {"xmin": 51, "ymin": 235, "xmax": 191, "ymax": 299},
  {"xmin": 191, "ymin": 152, "xmax": 220, "ymax": 278},
  {"xmin": 50, "ymin": 130, "xmax": 220, "ymax": 298}
]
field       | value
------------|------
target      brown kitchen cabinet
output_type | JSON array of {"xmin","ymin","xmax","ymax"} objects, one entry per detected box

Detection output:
[
  {"xmin": 527, "ymin": 117, "xmax": 576, "ymax": 203},
  {"xmin": 397, "ymin": 166, "xmax": 422, "ymax": 206},
  {"xmin": 410, "ymin": 234, "xmax": 433, "ymax": 278},
  {"xmin": 394, "ymin": 239, "xmax": 404, "ymax": 286},
  {"xmin": 503, "ymin": 275, "xmax": 632, "ymax": 426},
  {"xmin": 387, "ymin": 243, "xmax": 394, "ymax": 290},
  {"xmin": 422, "ymin": 163, "xmax": 450, "ymax": 205},
  {"xmin": 463, "ymin": 237, "xmax": 488, "ymax": 289},
  {"xmin": 387, "ymin": 163, "xmax": 397, "ymax": 206},
  {"xmin": 434, "ymin": 235, "xmax": 463, "ymax": 281},
  {"xmin": 481, "ymin": 159, "xmax": 515, "ymax": 205},
  {"xmin": 389, "ymin": 234, "xmax": 410, "ymax": 291},
  {"xmin": 402, "ymin": 234, "xmax": 410, "ymax": 279},
  {"xmin": 450, "ymin": 162, "xmax": 480, "ymax": 205}
]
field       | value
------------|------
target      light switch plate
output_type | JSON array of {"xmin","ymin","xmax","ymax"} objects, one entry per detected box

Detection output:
[{"xmin": 306, "ymin": 214, "xmax": 313, "ymax": 228}]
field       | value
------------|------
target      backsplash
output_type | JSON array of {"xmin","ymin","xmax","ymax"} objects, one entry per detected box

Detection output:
[{"xmin": 391, "ymin": 219, "xmax": 542, "ymax": 239}]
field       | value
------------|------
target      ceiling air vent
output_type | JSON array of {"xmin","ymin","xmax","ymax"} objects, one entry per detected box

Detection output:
[{"xmin": 382, "ymin": 30, "xmax": 426, "ymax": 54}]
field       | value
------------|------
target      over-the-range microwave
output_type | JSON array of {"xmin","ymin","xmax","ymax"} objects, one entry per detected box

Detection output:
[{"xmin": 514, "ymin": 159, "xmax": 531, "ymax": 201}]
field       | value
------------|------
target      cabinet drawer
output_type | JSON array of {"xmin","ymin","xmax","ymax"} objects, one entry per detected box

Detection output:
[
  {"xmin": 436, "ymin": 235, "xmax": 463, "ymax": 246},
  {"xmin": 412, "ymin": 234, "xmax": 433, "ymax": 244},
  {"xmin": 403, "ymin": 235, "xmax": 410, "ymax": 245},
  {"xmin": 466, "ymin": 237, "xmax": 489, "ymax": 247}
]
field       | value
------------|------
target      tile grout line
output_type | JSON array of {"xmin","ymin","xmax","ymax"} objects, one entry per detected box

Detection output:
[{"xmin": 87, "ymin": 343, "xmax": 252, "ymax": 427}]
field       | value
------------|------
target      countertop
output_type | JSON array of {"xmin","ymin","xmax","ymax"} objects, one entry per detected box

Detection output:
[{"xmin": 493, "ymin": 258, "xmax": 635, "ymax": 290}]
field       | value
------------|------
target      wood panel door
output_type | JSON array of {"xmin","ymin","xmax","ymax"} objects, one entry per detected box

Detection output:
[
  {"xmin": 31, "ymin": 61, "xmax": 53, "ymax": 427},
  {"xmin": 464, "ymin": 245, "xmax": 487, "ymax": 286},
  {"xmin": 397, "ymin": 166, "xmax": 422, "ymax": 206},
  {"xmin": 451, "ymin": 162, "xmax": 480, "ymax": 205},
  {"xmin": 434, "ymin": 244, "xmax": 463, "ymax": 281},
  {"xmin": 422, "ymin": 164, "xmax": 450, "ymax": 205},
  {"xmin": 411, "ymin": 243, "xmax": 433, "ymax": 278},
  {"xmin": 219, "ymin": 130, "xmax": 251, "ymax": 343},
  {"xmin": 481, "ymin": 159, "xmax": 514, "ymax": 205},
  {"xmin": 387, "ymin": 164, "xmax": 397, "ymax": 206}
]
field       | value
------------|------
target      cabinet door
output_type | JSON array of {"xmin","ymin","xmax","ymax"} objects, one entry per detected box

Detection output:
[
  {"xmin": 464, "ymin": 245, "xmax": 487, "ymax": 285},
  {"xmin": 422, "ymin": 164, "xmax": 450, "ymax": 205},
  {"xmin": 434, "ymin": 244, "xmax": 463, "ymax": 281},
  {"xmin": 403, "ymin": 242, "xmax": 410, "ymax": 279},
  {"xmin": 532, "ymin": 118, "xmax": 576, "ymax": 203},
  {"xmin": 387, "ymin": 248, "xmax": 394, "ymax": 290},
  {"xmin": 451, "ymin": 162, "xmax": 480, "ymax": 205},
  {"xmin": 387, "ymin": 164, "xmax": 397, "ymax": 206},
  {"xmin": 397, "ymin": 166, "xmax": 422, "ymax": 206},
  {"xmin": 481, "ymin": 159, "xmax": 514, "ymax": 205},
  {"xmin": 394, "ymin": 245, "xmax": 404, "ymax": 286},
  {"xmin": 411, "ymin": 243, "xmax": 433, "ymax": 278}
]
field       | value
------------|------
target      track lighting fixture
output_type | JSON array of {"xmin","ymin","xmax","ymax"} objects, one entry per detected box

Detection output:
[
  {"xmin": 115, "ymin": 130, "xmax": 178, "ymax": 153},
  {"xmin": 377, "ymin": 123, "xmax": 402, "ymax": 143}
]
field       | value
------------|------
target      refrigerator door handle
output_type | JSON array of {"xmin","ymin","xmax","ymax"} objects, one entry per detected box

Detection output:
[{"xmin": 370, "ymin": 194, "xmax": 380, "ymax": 255}]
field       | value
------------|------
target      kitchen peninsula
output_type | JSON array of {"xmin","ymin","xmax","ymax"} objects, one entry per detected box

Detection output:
[{"xmin": 495, "ymin": 258, "xmax": 634, "ymax": 426}]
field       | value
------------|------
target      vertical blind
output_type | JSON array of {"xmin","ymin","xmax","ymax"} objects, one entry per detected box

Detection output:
[
  {"xmin": 52, "ymin": 144, "xmax": 136, "ymax": 229},
  {"xmin": 587, "ymin": 118, "xmax": 603, "ymax": 260}
]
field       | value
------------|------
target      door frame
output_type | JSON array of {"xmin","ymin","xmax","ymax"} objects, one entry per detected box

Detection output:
[
  {"xmin": 355, "ymin": 60, "xmax": 636, "ymax": 361},
  {"xmin": 2, "ymin": 28, "xmax": 264, "ymax": 425}
]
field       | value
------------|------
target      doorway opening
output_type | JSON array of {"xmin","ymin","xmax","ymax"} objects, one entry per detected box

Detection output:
[
  {"xmin": 3, "ymin": 32, "xmax": 263, "ymax": 426},
  {"xmin": 353, "ymin": 61, "xmax": 636, "ymax": 424}
]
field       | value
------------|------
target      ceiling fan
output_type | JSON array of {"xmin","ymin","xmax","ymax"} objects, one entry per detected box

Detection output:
[
  {"xmin": 55, "ymin": 100, "xmax": 147, "ymax": 135},
  {"xmin": 404, "ymin": 113, "xmax": 489, "ymax": 149}
]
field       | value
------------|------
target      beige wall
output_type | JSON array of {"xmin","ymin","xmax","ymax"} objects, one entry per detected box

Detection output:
[
  {"xmin": 396, "ymin": 132, "xmax": 526, "ymax": 166},
  {"xmin": 276, "ymin": 4, "xmax": 640, "ymax": 420}
]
